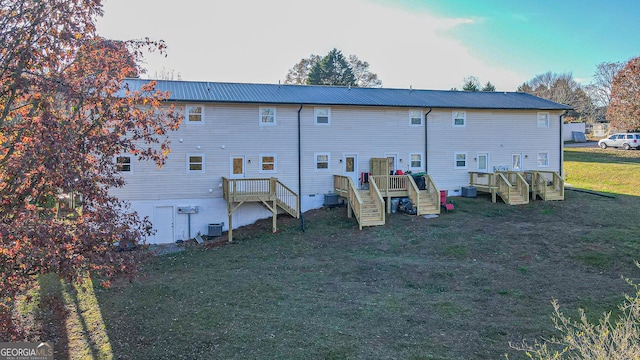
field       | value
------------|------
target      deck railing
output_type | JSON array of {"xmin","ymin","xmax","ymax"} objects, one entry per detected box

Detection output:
[
  {"xmin": 530, "ymin": 171, "xmax": 564, "ymax": 200},
  {"xmin": 368, "ymin": 178, "xmax": 385, "ymax": 227},
  {"xmin": 496, "ymin": 172, "xmax": 529, "ymax": 204},
  {"xmin": 371, "ymin": 175, "xmax": 408, "ymax": 196},
  {"xmin": 406, "ymin": 176, "xmax": 420, "ymax": 210},
  {"xmin": 406, "ymin": 174, "xmax": 440, "ymax": 214},
  {"xmin": 275, "ymin": 181, "xmax": 299, "ymax": 218},
  {"xmin": 469, "ymin": 172, "xmax": 498, "ymax": 202},
  {"xmin": 222, "ymin": 177, "xmax": 299, "ymax": 218}
]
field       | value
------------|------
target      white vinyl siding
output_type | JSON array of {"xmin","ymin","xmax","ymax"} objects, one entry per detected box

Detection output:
[
  {"xmin": 314, "ymin": 108, "xmax": 331, "ymax": 125},
  {"xmin": 259, "ymin": 154, "xmax": 277, "ymax": 173},
  {"xmin": 259, "ymin": 107, "xmax": 276, "ymax": 126},
  {"xmin": 409, "ymin": 110, "xmax": 422, "ymax": 126}
]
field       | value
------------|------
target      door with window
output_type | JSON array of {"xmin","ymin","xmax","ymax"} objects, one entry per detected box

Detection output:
[
  {"xmin": 511, "ymin": 153, "xmax": 523, "ymax": 171},
  {"xmin": 343, "ymin": 154, "xmax": 358, "ymax": 188},
  {"xmin": 477, "ymin": 152, "xmax": 489, "ymax": 172}
]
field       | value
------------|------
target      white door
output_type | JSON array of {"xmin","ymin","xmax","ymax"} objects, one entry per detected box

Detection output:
[
  {"xmin": 343, "ymin": 153, "xmax": 358, "ymax": 187},
  {"xmin": 477, "ymin": 152, "xmax": 489, "ymax": 172},
  {"xmin": 153, "ymin": 206, "xmax": 174, "ymax": 244},
  {"xmin": 512, "ymin": 153, "xmax": 523, "ymax": 171}
]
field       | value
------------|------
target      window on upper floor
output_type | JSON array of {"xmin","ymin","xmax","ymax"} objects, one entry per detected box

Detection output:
[
  {"xmin": 537, "ymin": 112, "xmax": 549, "ymax": 128},
  {"xmin": 187, "ymin": 154, "xmax": 204, "ymax": 173},
  {"xmin": 452, "ymin": 111, "xmax": 466, "ymax": 127},
  {"xmin": 315, "ymin": 152, "xmax": 330, "ymax": 170},
  {"xmin": 260, "ymin": 154, "xmax": 277, "ymax": 173},
  {"xmin": 186, "ymin": 105, "xmax": 203, "ymax": 123},
  {"xmin": 259, "ymin": 107, "xmax": 276, "ymax": 126},
  {"xmin": 116, "ymin": 156, "xmax": 131, "ymax": 172},
  {"xmin": 409, "ymin": 110, "xmax": 423, "ymax": 126},
  {"xmin": 454, "ymin": 152, "xmax": 467, "ymax": 169},
  {"xmin": 315, "ymin": 108, "xmax": 331, "ymax": 125},
  {"xmin": 537, "ymin": 152, "xmax": 549, "ymax": 167}
]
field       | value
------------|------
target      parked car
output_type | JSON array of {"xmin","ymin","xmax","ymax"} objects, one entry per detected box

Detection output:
[{"xmin": 598, "ymin": 133, "xmax": 640, "ymax": 150}]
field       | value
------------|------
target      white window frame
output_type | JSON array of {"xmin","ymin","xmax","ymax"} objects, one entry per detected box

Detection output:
[
  {"xmin": 259, "ymin": 153, "xmax": 277, "ymax": 173},
  {"xmin": 512, "ymin": 153, "xmax": 523, "ymax": 171},
  {"xmin": 409, "ymin": 152, "xmax": 423, "ymax": 170},
  {"xmin": 187, "ymin": 153, "xmax": 205, "ymax": 173},
  {"xmin": 115, "ymin": 155, "xmax": 132, "ymax": 173},
  {"xmin": 454, "ymin": 152, "xmax": 468, "ymax": 169},
  {"xmin": 185, "ymin": 105, "xmax": 204, "ymax": 124},
  {"xmin": 314, "ymin": 152, "xmax": 330, "ymax": 171},
  {"xmin": 537, "ymin": 152, "xmax": 549, "ymax": 167},
  {"xmin": 409, "ymin": 110, "xmax": 423, "ymax": 126},
  {"xmin": 452, "ymin": 111, "xmax": 466, "ymax": 127},
  {"xmin": 537, "ymin": 112, "xmax": 550, "ymax": 128},
  {"xmin": 314, "ymin": 107, "xmax": 331, "ymax": 125},
  {"xmin": 259, "ymin": 107, "xmax": 276, "ymax": 126}
]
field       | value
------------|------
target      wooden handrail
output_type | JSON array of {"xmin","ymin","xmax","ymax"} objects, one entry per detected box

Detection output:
[
  {"xmin": 368, "ymin": 177, "xmax": 385, "ymax": 226},
  {"xmin": 406, "ymin": 175, "xmax": 420, "ymax": 211}
]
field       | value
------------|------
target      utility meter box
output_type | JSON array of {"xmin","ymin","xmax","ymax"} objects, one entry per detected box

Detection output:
[{"xmin": 177, "ymin": 206, "xmax": 199, "ymax": 214}]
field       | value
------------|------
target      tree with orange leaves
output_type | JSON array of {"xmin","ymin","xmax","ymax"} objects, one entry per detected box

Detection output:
[
  {"xmin": 608, "ymin": 57, "xmax": 640, "ymax": 132},
  {"xmin": 0, "ymin": 0, "xmax": 182, "ymax": 338}
]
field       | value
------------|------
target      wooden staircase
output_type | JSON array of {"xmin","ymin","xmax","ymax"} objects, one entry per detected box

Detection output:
[
  {"xmin": 528, "ymin": 171, "xmax": 564, "ymax": 201},
  {"xmin": 495, "ymin": 172, "xmax": 530, "ymax": 205},
  {"xmin": 334, "ymin": 174, "xmax": 441, "ymax": 229}
]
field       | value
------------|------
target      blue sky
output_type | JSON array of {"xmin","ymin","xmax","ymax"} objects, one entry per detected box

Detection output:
[{"xmin": 96, "ymin": 0, "xmax": 639, "ymax": 91}]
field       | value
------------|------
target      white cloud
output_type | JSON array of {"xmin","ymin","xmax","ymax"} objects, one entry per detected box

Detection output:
[{"xmin": 96, "ymin": 0, "xmax": 527, "ymax": 90}]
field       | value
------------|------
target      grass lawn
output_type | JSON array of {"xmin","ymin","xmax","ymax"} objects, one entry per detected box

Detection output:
[{"xmin": 21, "ymin": 147, "xmax": 640, "ymax": 359}]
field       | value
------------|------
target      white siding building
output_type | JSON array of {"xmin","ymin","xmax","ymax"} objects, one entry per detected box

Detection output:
[{"xmin": 112, "ymin": 80, "xmax": 571, "ymax": 243}]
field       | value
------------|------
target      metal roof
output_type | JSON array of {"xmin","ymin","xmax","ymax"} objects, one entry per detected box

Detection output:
[{"xmin": 121, "ymin": 78, "xmax": 572, "ymax": 110}]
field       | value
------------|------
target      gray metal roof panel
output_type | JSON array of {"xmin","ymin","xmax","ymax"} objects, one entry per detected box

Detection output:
[{"xmin": 120, "ymin": 79, "xmax": 572, "ymax": 110}]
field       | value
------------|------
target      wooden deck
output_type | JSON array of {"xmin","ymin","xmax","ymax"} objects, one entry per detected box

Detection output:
[
  {"xmin": 222, "ymin": 177, "xmax": 299, "ymax": 242},
  {"xmin": 469, "ymin": 170, "xmax": 564, "ymax": 205},
  {"xmin": 334, "ymin": 174, "xmax": 440, "ymax": 229}
]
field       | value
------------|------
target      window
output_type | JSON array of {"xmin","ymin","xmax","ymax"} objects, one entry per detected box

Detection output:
[
  {"xmin": 454, "ymin": 152, "xmax": 467, "ymax": 169},
  {"xmin": 537, "ymin": 152, "xmax": 549, "ymax": 167},
  {"xmin": 186, "ymin": 105, "xmax": 203, "ymax": 123},
  {"xmin": 452, "ymin": 111, "xmax": 466, "ymax": 127},
  {"xmin": 259, "ymin": 107, "xmax": 276, "ymax": 126},
  {"xmin": 187, "ymin": 154, "xmax": 204, "ymax": 173},
  {"xmin": 259, "ymin": 154, "xmax": 276, "ymax": 173},
  {"xmin": 409, "ymin": 153, "xmax": 422, "ymax": 169},
  {"xmin": 512, "ymin": 153, "xmax": 522, "ymax": 171},
  {"xmin": 315, "ymin": 152, "xmax": 330, "ymax": 170},
  {"xmin": 409, "ymin": 110, "xmax": 422, "ymax": 126},
  {"xmin": 315, "ymin": 108, "xmax": 331, "ymax": 125},
  {"xmin": 537, "ymin": 112, "xmax": 549, "ymax": 128},
  {"xmin": 116, "ymin": 156, "xmax": 131, "ymax": 172}
]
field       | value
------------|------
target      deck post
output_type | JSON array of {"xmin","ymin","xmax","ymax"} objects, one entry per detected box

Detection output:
[{"xmin": 228, "ymin": 202, "xmax": 233, "ymax": 243}]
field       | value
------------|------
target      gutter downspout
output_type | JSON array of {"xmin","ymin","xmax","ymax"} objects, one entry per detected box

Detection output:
[
  {"xmin": 298, "ymin": 105, "xmax": 305, "ymax": 232},
  {"xmin": 559, "ymin": 110, "xmax": 567, "ymax": 176},
  {"xmin": 424, "ymin": 108, "xmax": 432, "ymax": 173}
]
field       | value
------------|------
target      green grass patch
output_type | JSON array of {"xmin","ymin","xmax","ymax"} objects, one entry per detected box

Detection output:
[{"xmin": 20, "ymin": 147, "xmax": 640, "ymax": 359}]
